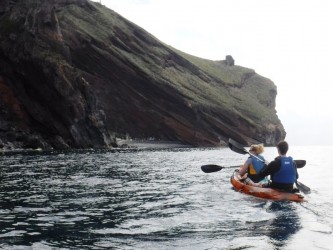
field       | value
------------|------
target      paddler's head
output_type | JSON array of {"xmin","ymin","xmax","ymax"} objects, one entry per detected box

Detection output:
[
  {"xmin": 249, "ymin": 144, "xmax": 264, "ymax": 155},
  {"xmin": 277, "ymin": 141, "xmax": 289, "ymax": 156}
]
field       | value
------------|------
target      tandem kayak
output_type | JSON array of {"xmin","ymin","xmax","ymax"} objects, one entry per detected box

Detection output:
[{"xmin": 230, "ymin": 170, "xmax": 304, "ymax": 202}]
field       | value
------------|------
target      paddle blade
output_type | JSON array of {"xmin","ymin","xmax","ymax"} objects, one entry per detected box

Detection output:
[
  {"xmin": 228, "ymin": 138, "xmax": 247, "ymax": 155},
  {"xmin": 296, "ymin": 181, "xmax": 311, "ymax": 194},
  {"xmin": 295, "ymin": 160, "xmax": 306, "ymax": 168},
  {"xmin": 201, "ymin": 164, "xmax": 223, "ymax": 173}
]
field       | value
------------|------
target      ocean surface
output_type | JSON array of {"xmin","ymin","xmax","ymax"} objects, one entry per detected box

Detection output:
[{"xmin": 0, "ymin": 146, "xmax": 332, "ymax": 249}]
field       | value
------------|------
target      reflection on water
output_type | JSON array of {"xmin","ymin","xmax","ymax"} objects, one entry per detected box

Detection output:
[
  {"xmin": 265, "ymin": 202, "xmax": 300, "ymax": 247},
  {"xmin": 0, "ymin": 147, "xmax": 332, "ymax": 249}
]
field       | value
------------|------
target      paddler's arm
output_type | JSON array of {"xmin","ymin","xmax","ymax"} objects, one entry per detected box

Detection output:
[
  {"xmin": 256, "ymin": 158, "xmax": 280, "ymax": 179},
  {"xmin": 239, "ymin": 158, "xmax": 251, "ymax": 176}
]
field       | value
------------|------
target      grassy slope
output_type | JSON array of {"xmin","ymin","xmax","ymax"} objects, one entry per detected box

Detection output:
[
  {"xmin": 60, "ymin": 2, "xmax": 281, "ymax": 130},
  {"xmin": 173, "ymin": 50, "xmax": 280, "ymax": 125}
]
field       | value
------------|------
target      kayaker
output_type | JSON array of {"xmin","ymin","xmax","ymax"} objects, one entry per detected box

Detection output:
[
  {"xmin": 238, "ymin": 144, "xmax": 268, "ymax": 184},
  {"xmin": 258, "ymin": 140, "xmax": 298, "ymax": 192}
]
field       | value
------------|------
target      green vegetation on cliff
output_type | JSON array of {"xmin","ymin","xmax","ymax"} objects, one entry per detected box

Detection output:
[{"xmin": 0, "ymin": 0, "xmax": 285, "ymax": 150}]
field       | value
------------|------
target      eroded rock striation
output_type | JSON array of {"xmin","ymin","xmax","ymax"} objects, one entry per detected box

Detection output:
[{"xmin": 0, "ymin": 0, "xmax": 286, "ymax": 150}]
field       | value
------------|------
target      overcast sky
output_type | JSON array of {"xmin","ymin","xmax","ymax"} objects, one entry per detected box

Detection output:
[{"xmin": 91, "ymin": 0, "xmax": 333, "ymax": 145}]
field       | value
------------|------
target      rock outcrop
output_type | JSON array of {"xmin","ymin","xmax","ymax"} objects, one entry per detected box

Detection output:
[{"xmin": 0, "ymin": 0, "xmax": 286, "ymax": 150}]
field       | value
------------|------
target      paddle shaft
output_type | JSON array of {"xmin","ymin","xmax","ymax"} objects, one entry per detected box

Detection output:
[{"xmin": 248, "ymin": 151, "xmax": 265, "ymax": 162}]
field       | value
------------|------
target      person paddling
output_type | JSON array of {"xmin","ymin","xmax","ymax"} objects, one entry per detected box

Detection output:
[
  {"xmin": 238, "ymin": 144, "xmax": 268, "ymax": 184},
  {"xmin": 258, "ymin": 140, "xmax": 298, "ymax": 192}
]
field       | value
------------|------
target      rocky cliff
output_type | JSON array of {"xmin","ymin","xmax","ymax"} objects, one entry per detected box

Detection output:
[{"xmin": 0, "ymin": 0, "xmax": 286, "ymax": 150}]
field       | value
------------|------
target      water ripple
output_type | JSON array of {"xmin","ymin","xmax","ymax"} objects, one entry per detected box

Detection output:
[{"xmin": 1, "ymin": 147, "xmax": 333, "ymax": 249}]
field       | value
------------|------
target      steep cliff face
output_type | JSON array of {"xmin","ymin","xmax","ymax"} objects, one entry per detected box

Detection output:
[{"xmin": 0, "ymin": 0, "xmax": 285, "ymax": 150}]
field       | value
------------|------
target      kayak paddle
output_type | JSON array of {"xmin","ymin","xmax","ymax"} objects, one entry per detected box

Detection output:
[
  {"xmin": 296, "ymin": 181, "xmax": 311, "ymax": 194},
  {"xmin": 201, "ymin": 160, "xmax": 306, "ymax": 174},
  {"xmin": 201, "ymin": 164, "xmax": 242, "ymax": 173},
  {"xmin": 201, "ymin": 164, "xmax": 223, "ymax": 173},
  {"xmin": 294, "ymin": 160, "xmax": 306, "ymax": 168}
]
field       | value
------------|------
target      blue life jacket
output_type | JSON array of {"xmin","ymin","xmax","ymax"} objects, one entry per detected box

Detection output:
[
  {"xmin": 272, "ymin": 156, "xmax": 296, "ymax": 184},
  {"xmin": 248, "ymin": 155, "xmax": 265, "ymax": 175}
]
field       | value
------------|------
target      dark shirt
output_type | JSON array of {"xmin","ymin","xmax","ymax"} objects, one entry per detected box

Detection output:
[{"xmin": 257, "ymin": 156, "xmax": 299, "ymax": 192}]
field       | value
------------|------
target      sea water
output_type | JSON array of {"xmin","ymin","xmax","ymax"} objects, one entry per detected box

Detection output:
[{"xmin": 0, "ymin": 146, "xmax": 332, "ymax": 249}]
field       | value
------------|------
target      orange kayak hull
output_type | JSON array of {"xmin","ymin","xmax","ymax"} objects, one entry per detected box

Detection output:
[{"xmin": 230, "ymin": 171, "xmax": 304, "ymax": 202}]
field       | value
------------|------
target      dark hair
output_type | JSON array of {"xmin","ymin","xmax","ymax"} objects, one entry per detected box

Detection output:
[{"xmin": 277, "ymin": 141, "xmax": 289, "ymax": 155}]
